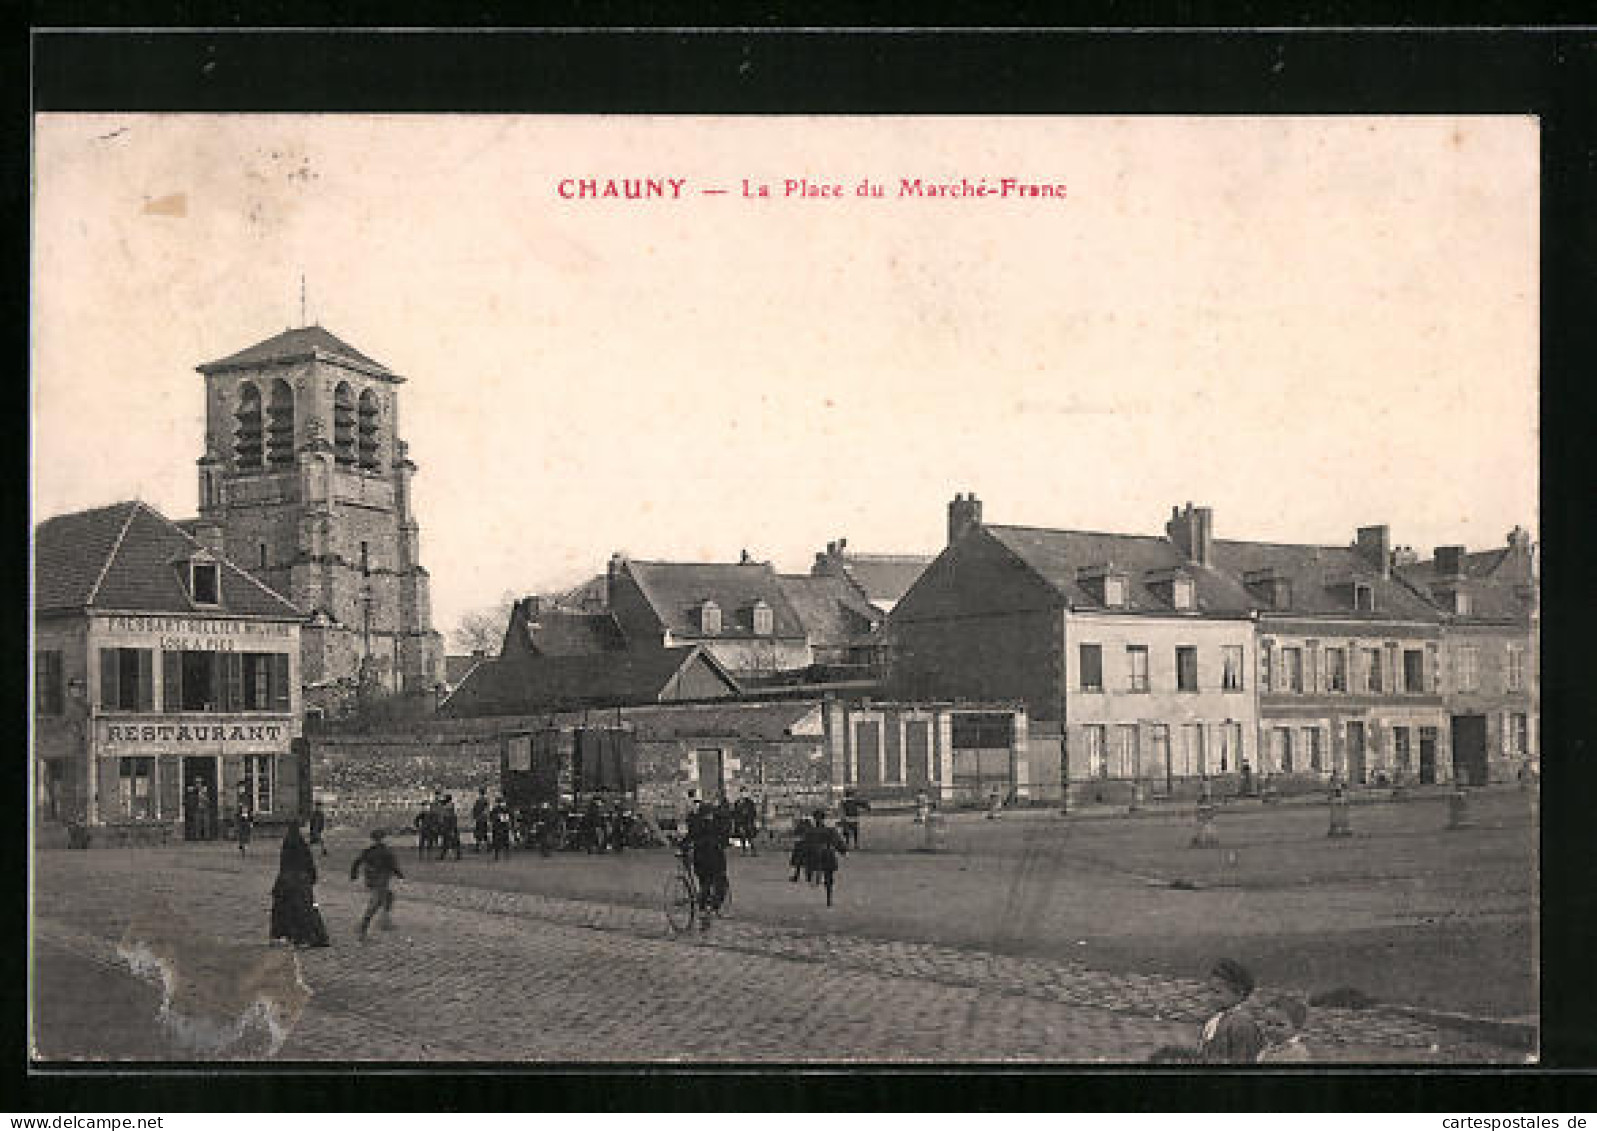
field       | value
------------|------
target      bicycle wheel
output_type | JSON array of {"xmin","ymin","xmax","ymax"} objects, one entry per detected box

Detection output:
[{"xmin": 663, "ymin": 873, "xmax": 696, "ymax": 934}]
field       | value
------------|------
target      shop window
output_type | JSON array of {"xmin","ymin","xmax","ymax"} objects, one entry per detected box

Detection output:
[
  {"xmin": 242, "ymin": 755, "xmax": 275, "ymax": 814},
  {"xmin": 1082, "ymin": 725, "xmax": 1107, "ymax": 780},
  {"xmin": 99, "ymin": 648, "xmax": 154, "ymax": 711},
  {"xmin": 1179, "ymin": 724, "xmax": 1205, "ymax": 777},
  {"xmin": 1079, "ymin": 644, "xmax": 1103, "ymax": 692},
  {"xmin": 1393, "ymin": 726, "xmax": 1412, "ymax": 776},
  {"xmin": 118, "ymin": 757, "xmax": 155, "ymax": 820},
  {"xmin": 1149, "ymin": 725, "xmax": 1171, "ymax": 783},
  {"xmin": 1221, "ymin": 645, "xmax": 1244, "ymax": 692},
  {"xmin": 1303, "ymin": 728, "xmax": 1323, "ymax": 772},
  {"xmin": 1126, "ymin": 645, "xmax": 1149, "ymax": 692},
  {"xmin": 1175, "ymin": 646, "xmax": 1199, "ymax": 692},
  {"xmin": 1274, "ymin": 727, "xmax": 1294, "ymax": 773},
  {"xmin": 1110, "ymin": 725, "xmax": 1140, "ymax": 778},
  {"xmin": 35, "ymin": 650, "xmax": 64, "ymax": 716}
]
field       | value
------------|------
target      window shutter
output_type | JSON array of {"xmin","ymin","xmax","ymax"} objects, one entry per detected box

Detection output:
[
  {"xmin": 162, "ymin": 651, "xmax": 182, "ymax": 711},
  {"xmin": 222, "ymin": 653, "xmax": 242, "ymax": 711},
  {"xmin": 100, "ymin": 649, "xmax": 119, "ymax": 710},
  {"xmin": 137, "ymin": 651, "xmax": 154, "ymax": 712},
  {"xmin": 271, "ymin": 654, "xmax": 290, "ymax": 711}
]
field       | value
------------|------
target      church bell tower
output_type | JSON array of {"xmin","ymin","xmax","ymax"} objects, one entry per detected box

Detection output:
[{"xmin": 196, "ymin": 325, "xmax": 444, "ymax": 710}]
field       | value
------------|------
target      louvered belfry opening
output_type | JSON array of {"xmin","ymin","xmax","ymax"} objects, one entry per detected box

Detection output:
[
  {"xmin": 333, "ymin": 381, "xmax": 357, "ymax": 466},
  {"xmin": 233, "ymin": 382, "xmax": 263, "ymax": 469},
  {"xmin": 265, "ymin": 378, "xmax": 295, "ymax": 468},
  {"xmin": 357, "ymin": 388, "xmax": 381, "ymax": 471}
]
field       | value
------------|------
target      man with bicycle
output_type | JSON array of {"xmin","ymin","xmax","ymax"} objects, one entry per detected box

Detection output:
[{"xmin": 681, "ymin": 800, "xmax": 729, "ymax": 928}]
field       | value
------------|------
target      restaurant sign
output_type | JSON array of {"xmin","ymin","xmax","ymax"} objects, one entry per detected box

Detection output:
[{"xmin": 97, "ymin": 717, "xmax": 292, "ymax": 754}]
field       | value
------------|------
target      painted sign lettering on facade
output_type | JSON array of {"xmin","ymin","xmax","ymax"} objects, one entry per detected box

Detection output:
[{"xmin": 98, "ymin": 718, "xmax": 289, "ymax": 753}]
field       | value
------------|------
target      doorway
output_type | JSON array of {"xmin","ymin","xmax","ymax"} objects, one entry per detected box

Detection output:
[
  {"xmin": 695, "ymin": 749, "xmax": 725, "ymax": 800},
  {"xmin": 1419, "ymin": 727, "xmax": 1438, "ymax": 785},
  {"xmin": 1451, "ymin": 715, "xmax": 1488, "ymax": 786},
  {"xmin": 183, "ymin": 756, "xmax": 219, "ymax": 841},
  {"xmin": 1346, "ymin": 721, "xmax": 1367, "ymax": 785}
]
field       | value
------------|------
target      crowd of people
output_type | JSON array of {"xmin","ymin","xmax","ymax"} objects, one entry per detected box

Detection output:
[{"xmin": 414, "ymin": 789, "xmax": 516, "ymax": 862}]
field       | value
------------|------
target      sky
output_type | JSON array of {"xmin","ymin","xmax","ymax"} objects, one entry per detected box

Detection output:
[{"xmin": 32, "ymin": 115, "xmax": 1538, "ymax": 640}]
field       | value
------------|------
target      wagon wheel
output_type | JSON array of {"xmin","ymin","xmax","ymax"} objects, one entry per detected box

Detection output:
[{"xmin": 663, "ymin": 873, "xmax": 696, "ymax": 934}]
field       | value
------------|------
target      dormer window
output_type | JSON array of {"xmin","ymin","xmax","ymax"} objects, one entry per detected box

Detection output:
[
  {"xmin": 751, "ymin": 599, "xmax": 773, "ymax": 636},
  {"xmin": 1244, "ymin": 569, "xmax": 1293, "ymax": 611},
  {"xmin": 1144, "ymin": 567, "xmax": 1194, "ymax": 611},
  {"xmin": 699, "ymin": 599, "xmax": 722, "ymax": 636},
  {"xmin": 191, "ymin": 560, "xmax": 221, "ymax": 606},
  {"xmin": 1353, "ymin": 582, "xmax": 1375, "ymax": 612},
  {"xmin": 1077, "ymin": 565, "xmax": 1128, "ymax": 609}
]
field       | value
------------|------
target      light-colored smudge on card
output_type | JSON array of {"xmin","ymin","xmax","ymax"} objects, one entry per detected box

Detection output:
[
  {"xmin": 117, "ymin": 901, "xmax": 310, "ymax": 1059},
  {"xmin": 141, "ymin": 193, "xmax": 187, "ymax": 217}
]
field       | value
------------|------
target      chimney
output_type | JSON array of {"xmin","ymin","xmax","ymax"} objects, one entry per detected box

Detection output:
[
  {"xmin": 1165, "ymin": 502, "xmax": 1213, "ymax": 567},
  {"xmin": 1434, "ymin": 545, "xmax": 1465, "ymax": 579},
  {"xmin": 190, "ymin": 518, "xmax": 226, "ymax": 557},
  {"xmin": 1356, "ymin": 525, "xmax": 1392, "ymax": 579},
  {"xmin": 739, "ymin": 548, "xmax": 754, "ymax": 565},
  {"xmin": 1391, "ymin": 545, "xmax": 1419, "ymax": 568},
  {"xmin": 606, "ymin": 552, "xmax": 626, "ymax": 606},
  {"xmin": 1507, "ymin": 526, "xmax": 1532, "ymax": 557},
  {"xmin": 947, "ymin": 492, "xmax": 983, "ymax": 546}
]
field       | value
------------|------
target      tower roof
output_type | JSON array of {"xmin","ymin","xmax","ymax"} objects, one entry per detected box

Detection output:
[{"xmin": 197, "ymin": 326, "xmax": 399, "ymax": 380}]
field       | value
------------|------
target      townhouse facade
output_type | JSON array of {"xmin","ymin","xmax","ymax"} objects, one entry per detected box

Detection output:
[{"xmin": 34, "ymin": 502, "xmax": 308, "ymax": 837}]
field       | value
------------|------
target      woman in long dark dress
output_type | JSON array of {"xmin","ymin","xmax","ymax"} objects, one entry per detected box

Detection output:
[{"xmin": 270, "ymin": 823, "xmax": 330, "ymax": 947}]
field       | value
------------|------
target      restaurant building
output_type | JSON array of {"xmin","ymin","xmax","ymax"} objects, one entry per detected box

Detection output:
[{"xmin": 34, "ymin": 501, "xmax": 307, "ymax": 842}]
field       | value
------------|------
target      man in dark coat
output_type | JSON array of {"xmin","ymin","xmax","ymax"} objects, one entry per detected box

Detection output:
[
  {"xmin": 308, "ymin": 801, "xmax": 328, "ymax": 857},
  {"xmin": 840, "ymin": 788, "xmax": 870, "ymax": 849},
  {"xmin": 682, "ymin": 803, "xmax": 728, "ymax": 928},
  {"xmin": 490, "ymin": 797, "xmax": 514, "ymax": 861},
  {"xmin": 732, "ymin": 790, "xmax": 759, "ymax": 856},
  {"xmin": 351, "ymin": 829, "xmax": 405, "ymax": 940},
  {"xmin": 471, "ymin": 787, "xmax": 490, "ymax": 854},
  {"xmin": 436, "ymin": 796, "xmax": 462, "ymax": 861},
  {"xmin": 414, "ymin": 800, "xmax": 437, "ymax": 859},
  {"xmin": 802, "ymin": 810, "xmax": 849, "ymax": 907}
]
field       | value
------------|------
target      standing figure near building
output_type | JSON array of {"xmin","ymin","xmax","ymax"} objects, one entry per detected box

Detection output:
[
  {"xmin": 436, "ymin": 796, "xmax": 462, "ymax": 861},
  {"xmin": 351, "ymin": 829, "xmax": 404, "ymax": 941},
  {"xmin": 582, "ymin": 793, "xmax": 610, "ymax": 854},
  {"xmin": 471, "ymin": 787, "xmax": 490, "ymax": 854},
  {"xmin": 236, "ymin": 803, "xmax": 254, "ymax": 855},
  {"xmin": 840, "ymin": 788, "xmax": 870, "ymax": 849},
  {"xmin": 490, "ymin": 797, "xmax": 513, "ymax": 861},
  {"xmin": 414, "ymin": 799, "xmax": 437, "ymax": 859},
  {"xmin": 733, "ymin": 789, "xmax": 759, "ymax": 856},
  {"xmin": 196, "ymin": 782, "xmax": 213, "ymax": 839},
  {"xmin": 184, "ymin": 778, "xmax": 200, "ymax": 840},
  {"xmin": 270, "ymin": 822, "xmax": 330, "ymax": 947},
  {"xmin": 308, "ymin": 801, "xmax": 328, "ymax": 857},
  {"xmin": 802, "ymin": 810, "xmax": 849, "ymax": 908}
]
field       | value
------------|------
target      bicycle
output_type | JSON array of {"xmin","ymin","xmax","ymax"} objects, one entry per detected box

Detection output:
[{"xmin": 663, "ymin": 838, "xmax": 730, "ymax": 934}]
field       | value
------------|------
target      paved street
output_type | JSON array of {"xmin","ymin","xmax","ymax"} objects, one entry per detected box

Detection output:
[{"xmin": 31, "ymin": 816, "xmax": 1528, "ymax": 1064}]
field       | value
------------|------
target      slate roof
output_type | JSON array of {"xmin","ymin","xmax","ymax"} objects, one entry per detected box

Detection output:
[
  {"xmin": 625, "ymin": 560, "xmax": 808, "ymax": 640},
  {"xmin": 440, "ymin": 645, "xmax": 739, "ymax": 717},
  {"xmin": 1209, "ymin": 539, "xmax": 1444, "ymax": 622},
  {"xmin": 832, "ymin": 553, "xmax": 932, "ymax": 604},
  {"xmin": 1397, "ymin": 545, "xmax": 1535, "ymax": 624},
  {"xmin": 776, "ymin": 575, "xmax": 883, "ymax": 648},
  {"xmin": 510, "ymin": 604, "xmax": 628, "ymax": 657},
  {"xmin": 197, "ymin": 326, "xmax": 397, "ymax": 380},
  {"xmin": 34, "ymin": 501, "xmax": 303, "ymax": 619},
  {"xmin": 444, "ymin": 654, "xmax": 488, "ymax": 686},
  {"xmin": 984, "ymin": 525, "xmax": 1259, "ymax": 616}
]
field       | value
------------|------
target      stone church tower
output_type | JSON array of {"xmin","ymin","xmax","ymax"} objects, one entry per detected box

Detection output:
[{"xmin": 194, "ymin": 326, "xmax": 444, "ymax": 710}]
